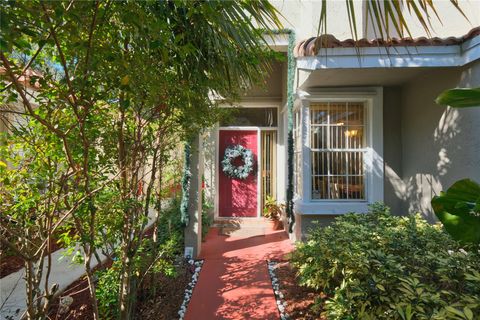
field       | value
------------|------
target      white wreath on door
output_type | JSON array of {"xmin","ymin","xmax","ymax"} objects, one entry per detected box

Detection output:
[{"xmin": 221, "ymin": 144, "xmax": 255, "ymax": 180}]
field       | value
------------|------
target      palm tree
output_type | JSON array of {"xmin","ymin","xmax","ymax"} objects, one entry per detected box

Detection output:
[{"xmin": 318, "ymin": 0, "xmax": 468, "ymax": 42}]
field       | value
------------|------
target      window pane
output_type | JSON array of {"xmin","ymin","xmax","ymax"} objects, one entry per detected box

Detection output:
[
  {"xmin": 312, "ymin": 176, "xmax": 328, "ymax": 200},
  {"xmin": 311, "ymin": 126, "xmax": 327, "ymax": 149},
  {"xmin": 330, "ymin": 123, "xmax": 346, "ymax": 149},
  {"xmin": 348, "ymin": 175, "xmax": 364, "ymax": 199},
  {"xmin": 345, "ymin": 126, "xmax": 364, "ymax": 149},
  {"xmin": 347, "ymin": 152, "xmax": 363, "ymax": 175},
  {"xmin": 329, "ymin": 102, "xmax": 348, "ymax": 126},
  {"xmin": 347, "ymin": 102, "xmax": 364, "ymax": 125},
  {"xmin": 221, "ymin": 108, "xmax": 277, "ymax": 127},
  {"xmin": 310, "ymin": 103, "xmax": 328, "ymax": 124},
  {"xmin": 310, "ymin": 101, "xmax": 366, "ymax": 200},
  {"xmin": 329, "ymin": 176, "xmax": 348, "ymax": 199}
]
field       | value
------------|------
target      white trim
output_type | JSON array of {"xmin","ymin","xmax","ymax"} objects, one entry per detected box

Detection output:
[
  {"xmin": 294, "ymin": 87, "xmax": 384, "ymax": 215},
  {"xmin": 214, "ymin": 106, "xmax": 281, "ymax": 219},
  {"xmin": 297, "ymin": 36, "xmax": 480, "ymax": 70},
  {"xmin": 218, "ymin": 126, "xmax": 278, "ymax": 131},
  {"xmin": 219, "ymin": 100, "xmax": 282, "ymax": 108}
]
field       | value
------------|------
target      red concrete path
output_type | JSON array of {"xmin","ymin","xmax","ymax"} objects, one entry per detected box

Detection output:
[{"xmin": 185, "ymin": 222, "xmax": 294, "ymax": 320}]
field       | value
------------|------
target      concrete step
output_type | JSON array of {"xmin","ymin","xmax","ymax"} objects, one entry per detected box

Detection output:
[
  {"xmin": 213, "ymin": 218, "xmax": 275, "ymax": 237},
  {"xmin": 213, "ymin": 217, "xmax": 268, "ymax": 227}
]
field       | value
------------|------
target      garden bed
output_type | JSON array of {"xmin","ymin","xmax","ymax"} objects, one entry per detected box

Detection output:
[
  {"xmin": 48, "ymin": 259, "xmax": 193, "ymax": 319},
  {"xmin": 1, "ymin": 239, "xmax": 63, "ymax": 278},
  {"xmin": 270, "ymin": 260, "xmax": 325, "ymax": 320}
]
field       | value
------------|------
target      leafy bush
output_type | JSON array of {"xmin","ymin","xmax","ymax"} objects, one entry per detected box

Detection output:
[
  {"xmin": 96, "ymin": 263, "xmax": 121, "ymax": 319},
  {"xmin": 291, "ymin": 203, "xmax": 480, "ymax": 320},
  {"xmin": 96, "ymin": 197, "xmax": 185, "ymax": 319},
  {"xmin": 201, "ymin": 188, "xmax": 213, "ymax": 241}
]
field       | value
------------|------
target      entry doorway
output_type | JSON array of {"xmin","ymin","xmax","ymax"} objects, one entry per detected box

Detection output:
[{"xmin": 217, "ymin": 128, "xmax": 277, "ymax": 218}]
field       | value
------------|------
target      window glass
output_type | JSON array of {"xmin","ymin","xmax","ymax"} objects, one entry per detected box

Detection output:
[
  {"xmin": 310, "ymin": 102, "xmax": 366, "ymax": 200},
  {"xmin": 220, "ymin": 108, "xmax": 277, "ymax": 127},
  {"xmin": 294, "ymin": 110, "xmax": 302, "ymax": 197}
]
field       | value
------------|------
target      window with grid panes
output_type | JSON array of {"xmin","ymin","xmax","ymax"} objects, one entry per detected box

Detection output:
[
  {"xmin": 310, "ymin": 102, "xmax": 366, "ymax": 200},
  {"xmin": 293, "ymin": 109, "xmax": 302, "ymax": 197}
]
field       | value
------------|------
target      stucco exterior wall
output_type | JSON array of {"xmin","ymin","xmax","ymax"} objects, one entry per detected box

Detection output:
[
  {"xmin": 271, "ymin": 0, "xmax": 479, "ymax": 41},
  {"xmin": 400, "ymin": 61, "xmax": 480, "ymax": 221},
  {"xmin": 383, "ymin": 86, "xmax": 404, "ymax": 215}
]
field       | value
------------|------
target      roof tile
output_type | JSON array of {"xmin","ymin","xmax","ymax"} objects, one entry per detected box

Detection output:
[{"xmin": 294, "ymin": 26, "xmax": 480, "ymax": 57}]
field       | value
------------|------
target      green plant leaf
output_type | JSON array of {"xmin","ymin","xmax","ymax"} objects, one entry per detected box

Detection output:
[
  {"xmin": 463, "ymin": 307, "xmax": 473, "ymax": 320},
  {"xmin": 435, "ymin": 87, "xmax": 480, "ymax": 108},
  {"xmin": 431, "ymin": 179, "xmax": 480, "ymax": 244}
]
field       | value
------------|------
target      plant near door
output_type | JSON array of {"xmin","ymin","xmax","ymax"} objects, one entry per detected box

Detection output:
[
  {"xmin": 263, "ymin": 196, "xmax": 284, "ymax": 230},
  {"xmin": 263, "ymin": 196, "xmax": 283, "ymax": 220}
]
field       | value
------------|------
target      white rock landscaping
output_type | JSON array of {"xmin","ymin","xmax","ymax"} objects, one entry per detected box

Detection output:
[
  {"xmin": 177, "ymin": 259, "xmax": 204, "ymax": 320},
  {"xmin": 267, "ymin": 260, "xmax": 290, "ymax": 320}
]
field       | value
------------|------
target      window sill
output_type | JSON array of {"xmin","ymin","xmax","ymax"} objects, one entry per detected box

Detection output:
[{"xmin": 293, "ymin": 199, "xmax": 370, "ymax": 215}]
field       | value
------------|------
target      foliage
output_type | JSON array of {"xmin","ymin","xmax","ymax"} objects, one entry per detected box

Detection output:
[
  {"xmin": 432, "ymin": 179, "xmax": 480, "ymax": 244},
  {"xmin": 180, "ymin": 143, "xmax": 192, "ymax": 227},
  {"xmin": 318, "ymin": 0, "xmax": 466, "ymax": 44},
  {"xmin": 96, "ymin": 263, "xmax": 121, "ymax": 320},
  {"xmin": 0, "ymin": 122, "xmax": 69, "ymax": 318},
  {"xmin": 1, "ymin": 0, "xmax": 282, "ymax": 318},
  {"xmin": 263, "ymin": 196, "xmax": 283, "ymax": 220},
  {"xmin": 432, "ymin": 89, "xmax": 480, "ymax": 244},
  {"xmin": 201, "ymin": 188, "xmax": 213, "ymax": 241},
  {"xmin": 283, "ymin": 29, "xmax": 296, "ymax": 233},
  {"xmin": 436, "ymin": 87, "xmax": 480, "ymax": 108},
  {"xmin": 96, "ymin": 197, "xmax": 185, "ymax": 319},
  {"xmin": 291, "ymin": 203, "xmax": 480, "ymax": 320}
]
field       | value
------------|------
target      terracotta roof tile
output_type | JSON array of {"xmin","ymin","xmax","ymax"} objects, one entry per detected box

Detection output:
[{"xmin": 294, "ymin": 26, "xmax": 480, "ymax": 57}]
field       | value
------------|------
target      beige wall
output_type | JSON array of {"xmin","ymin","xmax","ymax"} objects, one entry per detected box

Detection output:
[
  {"xmin": 399, "ymin": 61, "xmax": 480, "ymax": 220},
  {"xmin": 271, "ymin": 0, "xmax": 479, "ymax": 41}
]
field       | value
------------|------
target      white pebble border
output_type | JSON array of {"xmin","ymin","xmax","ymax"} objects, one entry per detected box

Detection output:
[
  {"xmin": 267, "ymin": 260, "xmax": 290, "ymax": 320},
  {"xmin": 178, "ymin": 259, "xmax": 205, "ymax": 320}
]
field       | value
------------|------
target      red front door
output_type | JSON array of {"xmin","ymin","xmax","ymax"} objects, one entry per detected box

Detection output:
[{"xmin": 219, "ymin": 130, "xmax": 258, "ymax": 217}]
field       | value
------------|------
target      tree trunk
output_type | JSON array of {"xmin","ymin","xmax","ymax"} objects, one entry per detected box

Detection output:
[
  {"xmin": 118, "ymin": 251, "xmax": 135, "ymax": 320},
  {"xmin": 84, "ymin": 252, "xmax": 100, "ymax": 320}
]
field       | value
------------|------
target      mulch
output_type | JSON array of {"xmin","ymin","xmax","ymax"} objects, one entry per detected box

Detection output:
[
  {"xmin": 0, "ymin": 240, "xmax": 62, "ymax": 278},
  {"xmin": 275, "ymin": 261, "xmax": 326, "ymax": 320},
  {"xmin": 47, "ymin": 260, "xmax": 190, "ymax": 320},
  {"xmin": 136, "ymin": 267, "xmax": 191, "ymax": 320},
  {"xmin": 0, "ymin": 254, "xmax": 24, "ymax": 278}
]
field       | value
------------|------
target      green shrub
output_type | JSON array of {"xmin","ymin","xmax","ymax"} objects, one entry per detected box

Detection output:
[
  {"xmin": 291, "ymin": 203, "xmax": 480, "ymax": 320},
  {"xmin": 96, "ymin": 197, "xmax": 185, "ymax": 319},
  {"xmin": 96, "ymin": 263, "xmax": 121, "ymax": 320}
]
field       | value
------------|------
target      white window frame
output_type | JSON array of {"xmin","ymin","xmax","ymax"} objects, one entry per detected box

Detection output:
[
  {"xmin": 294, "ymin": 87, "xmax": 384, "ymax": 215},
  {"xmin": 293, "ymin": 100, "xmax": 303, "ymax": 199}
]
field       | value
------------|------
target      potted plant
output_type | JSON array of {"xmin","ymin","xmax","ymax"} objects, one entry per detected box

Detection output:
[{"xmin": 263, "ymin": 196, "xmax": 284, "ymax": 230}]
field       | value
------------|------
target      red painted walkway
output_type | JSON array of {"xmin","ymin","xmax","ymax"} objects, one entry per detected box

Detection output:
[{"xmin": 185, "ymin": 221, "xmax": 294, "ymax": 320}]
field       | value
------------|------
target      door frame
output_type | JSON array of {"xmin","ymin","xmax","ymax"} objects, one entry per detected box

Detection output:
[{"xmin": 215, "ymin": 126, "xmax": 278, "ymax": 219}]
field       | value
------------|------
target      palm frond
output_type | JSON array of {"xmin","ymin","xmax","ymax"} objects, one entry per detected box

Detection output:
[{"xmin": 318, "ymin": 0, "xmax": 468, "ymax": 43}]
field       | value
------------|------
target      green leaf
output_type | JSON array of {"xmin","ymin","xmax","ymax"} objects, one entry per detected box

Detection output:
[
  {"xmin": 436, "ymin": 87, "xmax": 480, "ymax": 108},
  {"xmin": 445, "ymin": 306, "xmax": 466, "ymax": 317},
  {"xmin": 463, "ymin": 307, "xmax": 473, "ymax": 320},
  {"xmin": 431, "ymin": 179, "xmax": 480, "ymax": 244}
]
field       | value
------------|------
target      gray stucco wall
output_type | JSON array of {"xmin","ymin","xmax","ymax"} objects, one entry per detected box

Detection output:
[
  {"xmin": 383, "ymin": 86, "xmax": 404, "ymax": 215},
  {"xmin": 400, "ymin": 61, "xmax": 480, "ymax": 221}
]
